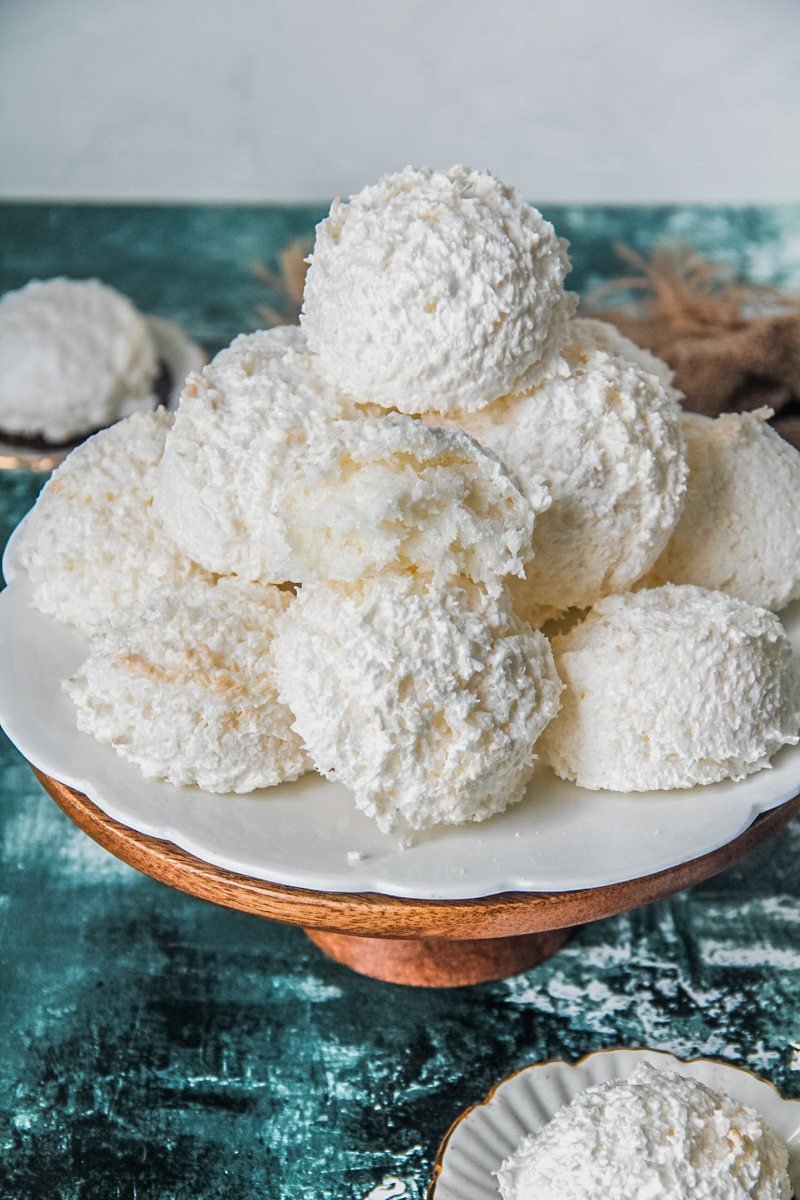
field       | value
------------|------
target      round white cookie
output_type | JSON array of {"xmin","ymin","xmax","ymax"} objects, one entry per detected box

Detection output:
[
  {"xmin": 0, "ymin": 278, "xmax": 158, "ymax": 442},
  {"xmin": 155, "ymin": 334, "xmax": 345, "ymax": 580},
  {"xmin": 540, "ymin": 584, "xmax": 800, "ymax": 791},
  {"xmin": 18, "ymin": 409, "xmax": 210, "ymax": 631},
  {"xmin": 302, "ymin": 165, "xmax": 576, "ymax": 415},
  {"xmin": 498, "ymin": 1063, "xmax": 791, "ymax": 1200},
  {"xmin": 276, "ymin": 412, "xmax": 546, "ymax": 590},
  {"xmin": 435, "ymin": 318, "xmax": 687, "ymax": 624},
  {"xmin": 157, "ymin": 332, "xmax": 545, "ymax": 589},
  {"xmin": 272, "ymin": 574, "xmax": 563, "ymax": 835},
  {"xmin": 65, "ymin": 577, "xmax": 311, "ymax": 793},
  {"xmin": 647, "ymin": 409, "xmax": 800, "ymax": 610}
]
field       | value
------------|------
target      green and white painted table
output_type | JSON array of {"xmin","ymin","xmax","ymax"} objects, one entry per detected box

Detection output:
[{"xmin": 1, "ymin": 203, "xmax": 799, "ymax": 1199}]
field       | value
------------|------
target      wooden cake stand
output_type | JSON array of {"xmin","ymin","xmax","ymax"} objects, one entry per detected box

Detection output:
[{"xmin": 36, "ymin": 768, "xmax": 800, "ymax": 989}]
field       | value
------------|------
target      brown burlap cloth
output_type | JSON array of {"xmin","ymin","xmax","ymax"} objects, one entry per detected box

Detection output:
[
  {"xmin": 255, "ymin": 240, "xmax": 800, "ymax": 448},
  {"xmin": 588, "ymin": 244, "xmax": 800, "ymax": 447}
]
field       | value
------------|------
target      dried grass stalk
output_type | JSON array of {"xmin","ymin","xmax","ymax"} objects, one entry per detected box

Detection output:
[
  {"xmin": 252, "ymin": 237, "xmax": 313, "ymax": 328},
  {"xmin": 588, "ymin": 244, "xmax": 800, "ymax": 444}
]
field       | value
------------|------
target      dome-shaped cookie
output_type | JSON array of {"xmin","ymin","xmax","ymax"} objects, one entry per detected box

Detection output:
[
  {"xmin": 302, "ymin": 165, "xmax": 575, "ymax": 415},
  {"xmin": 540, "ymin": 584, "xmax": 800, "ymax": 791}
]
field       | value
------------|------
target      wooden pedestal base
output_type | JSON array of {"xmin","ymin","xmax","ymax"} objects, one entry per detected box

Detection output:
[
  {"xmin": 34, "ymin": 768, "xmax": 800, "ymax": 988},
  {"xmin": 305, "ymin": 927, "xmax": 572, "ymax": 987}
]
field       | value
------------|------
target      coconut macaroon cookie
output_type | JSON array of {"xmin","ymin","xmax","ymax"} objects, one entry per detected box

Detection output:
[
  {"xmin": 540, "ymin": 584, "xmax": 800, "ymax": 792},
  {"xmin": 272, "ymin": 574, "xmax": 563, "ymax": 834},
  {"xmin": 277, "ymin": 413, "xmax": 547, "ymax": 589},
  {"xmin": 439, "ymin": 319, "xmax": 687, "ymax": 624},
  {"xmin": 157, "ymin": 336, "xmax": 546, "ymax": 589},
  {"xmin": 18, "ymin": 409, "xmax": 210, "ymax": 632},
  {"xmin": 155, "ymin": 335, "xmax": 346, "ymax": 580},
  {"xmin": 65, "ymin": 577, "xmax": 311, "ymax": 793},
  {"xmin": 497, "ymin": 1063, "xmax": 792, "ymax": 1200},
  {"xmin": 647, "ymin": 409, "xmax": 800, "ymax": 610},
  {"xmin": 0, "ymin": 278, "xmax": 158, "ymax": 443},
  {"xmin": 302, "ymin": 165, "xmax": 576, "ymax": 415}
]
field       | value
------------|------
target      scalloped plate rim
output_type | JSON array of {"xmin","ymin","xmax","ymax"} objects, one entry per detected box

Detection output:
[{"xmin": 0, "ymin": 516, "xmax": 799, "ymax": 901}]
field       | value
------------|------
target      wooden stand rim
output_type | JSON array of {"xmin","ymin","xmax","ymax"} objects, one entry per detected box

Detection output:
[{"xmin": 34, "ymin": 768, "xmax": 800, "ymax": 942}]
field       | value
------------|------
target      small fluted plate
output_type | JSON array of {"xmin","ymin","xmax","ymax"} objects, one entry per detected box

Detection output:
[
  {"xmin": 0, "ymin": 315, "xmax": 204, "ymax": 472},
  {"xmin": 429, "ymin": 1047, "xmax": 800, "ymax": 1199}
]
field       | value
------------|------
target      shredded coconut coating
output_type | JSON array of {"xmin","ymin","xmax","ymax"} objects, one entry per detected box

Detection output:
[
  {"xmin": 210, "ymin": 324, "xmax": 307, "ymax": 377},
  {"xmin": 433, "ymin": 318, "xmax": 687, "ymax": 624},
  {"xmin": 540, "ymin": 584, "xmax": 800, "ymax": 792},
  {"xmin": 154, "ymin": 334, "xmax": 346, "ymax": 580},
  {"xmin": 157, "ymin": 330, "xmax": 544, "ymax": 588},
  {"xmin": 65, "ymin": 577, "xmax": 311, "ymax": 793},
  {"xmin": 0, "ymin": 278, "xmax": 158, "ymax": 441},
  {"xmin": 647, "ymin": 410, "xmax": 800, "ymax": 611},
  {"xmin": 272, "ymin": 574, "xmax": 563, "ymax": 834},
  {"xmin": 18, "ymin": 410, "xmax": 211, "ymax": 632},
  {"xmin": 278, "ymin": 413, "xmax": 546, "ymax": 589},
  {"xmin": 497, "ymin": 1063, "xmax": 791, "ymax": 1200},
  {"xmin": 301, "ymin": 165, "xmax": 576, "ymax": 415}
]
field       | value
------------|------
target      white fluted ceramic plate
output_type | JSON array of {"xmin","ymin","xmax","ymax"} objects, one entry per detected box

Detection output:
[
  {"xmin": 0, "ymin": 514, "xmax": 798, "ymax": 900},
  {"xmin": 430, "ymin": 1047, "xmax": 800, "ymax": 1199},
  {"xmin": 0, "ymin": 315, "xmax": 205, "ymax": 472}
]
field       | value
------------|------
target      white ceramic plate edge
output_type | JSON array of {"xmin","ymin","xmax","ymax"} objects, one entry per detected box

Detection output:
[
  {"xmin": 146, "ymin": 314, "xmax": 207, "ymax": 402},
  {"xmin": 1, "ymin": 515, "xmax": 799, "ymax": 901},
  {"xmin": 431, "ymin": 1047, "xmax": 800, "ymax": 1199}
]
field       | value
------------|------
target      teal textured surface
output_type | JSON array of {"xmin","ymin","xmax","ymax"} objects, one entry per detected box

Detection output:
[{"xmin": 1, "ymin": 203, "xmax": 799, "ymax": 1200}]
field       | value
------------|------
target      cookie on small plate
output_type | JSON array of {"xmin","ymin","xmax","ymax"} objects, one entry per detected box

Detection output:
[
  {"xmin": 429, "ymin": 1047, "xmax": 800, "ymax": 1199},
  {"xmin": 0, "ymin": 278, "xmax": 204, "ymax": 471}
]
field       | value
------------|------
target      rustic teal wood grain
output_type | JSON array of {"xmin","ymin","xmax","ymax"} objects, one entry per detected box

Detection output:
[{"xmin": 1, "ymin": 202, "xmax": 799, "ymax": 1200}]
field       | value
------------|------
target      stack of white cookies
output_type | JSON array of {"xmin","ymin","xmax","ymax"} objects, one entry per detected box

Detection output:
[{"xmin": 18, "ymin": 166, "xmax": 800, "ymax": 837}]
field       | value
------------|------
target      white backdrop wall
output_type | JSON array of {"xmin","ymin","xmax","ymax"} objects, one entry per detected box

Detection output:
[{"xmin": 2, "ymin": 0, "xmax": 799, "ymax": 203}]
